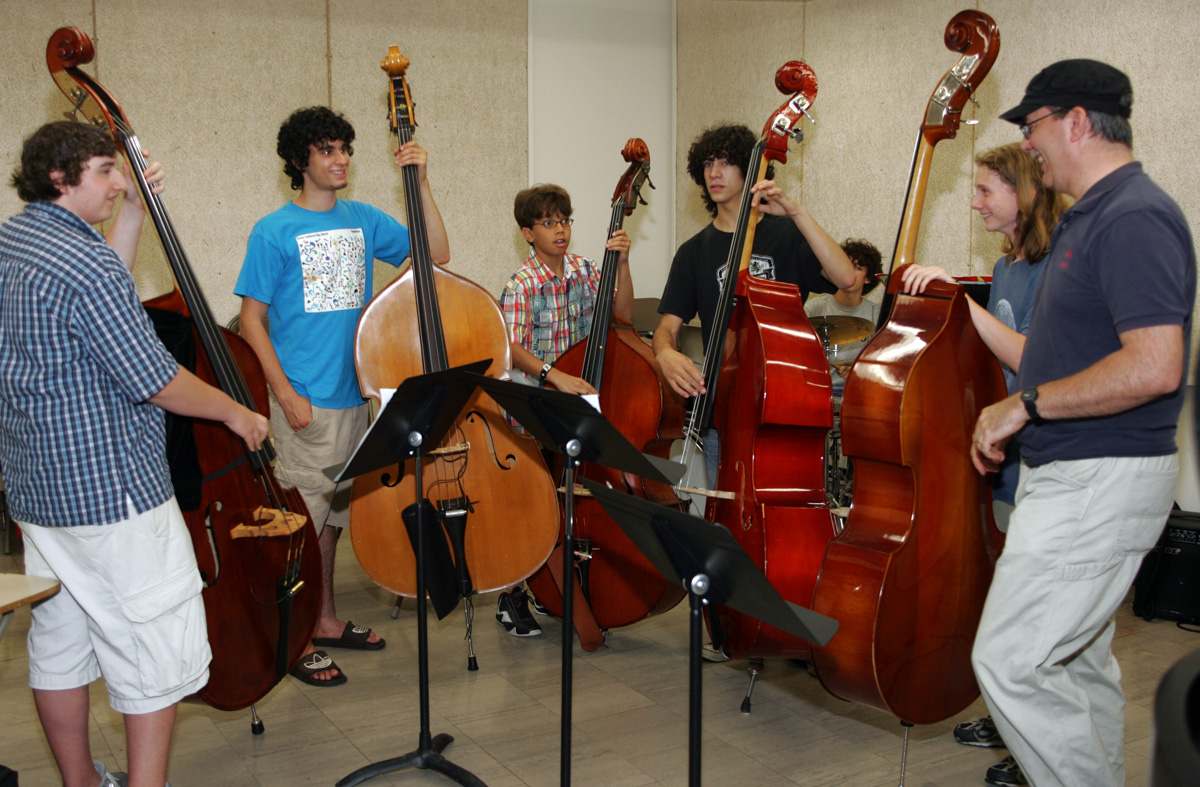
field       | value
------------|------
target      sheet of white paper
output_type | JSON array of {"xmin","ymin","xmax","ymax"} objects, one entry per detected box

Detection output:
[{"xmin": 582, "ymin": 393, "xmax": 601, "ymax": 413}]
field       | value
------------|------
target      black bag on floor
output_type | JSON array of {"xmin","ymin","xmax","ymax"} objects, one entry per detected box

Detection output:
[{"xmin": 1134, "ymin": 510, "xmax": 1200, "ymax": 625}]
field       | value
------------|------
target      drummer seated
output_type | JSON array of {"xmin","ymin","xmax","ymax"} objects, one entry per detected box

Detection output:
[{"xmin": 804, "ymin": 238, "xmax": 883, "ymax": 397}]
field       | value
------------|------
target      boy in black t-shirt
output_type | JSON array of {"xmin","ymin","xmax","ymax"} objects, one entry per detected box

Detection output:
[{"xmin": 653, "ymin": 124, "xmax": 853, "ymax": 401}]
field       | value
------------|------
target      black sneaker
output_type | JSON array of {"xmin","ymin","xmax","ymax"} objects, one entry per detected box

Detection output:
[
  {"xmin": 984, "ymin": 756, "xmax": 1027, "ymax": 786},
  {"xmin": 953, "ymin": 715, "xmax": 1004, "ymax": 748},
  {"xmin": 496, "ymin": 589, "xmax": 541, "ymax": 637},
  {"xmin": 529, "ymin": 594, "xmax": 549, "ymax": 616}
]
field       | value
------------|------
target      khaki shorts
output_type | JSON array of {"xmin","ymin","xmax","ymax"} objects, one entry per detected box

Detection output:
[
  {"xmin": 269, "ymin": 397, "xmax": 370, "ymax": 530},
  {"xmin": 21, "ymin": 497, "xmax": 211, "ymax": 715}
]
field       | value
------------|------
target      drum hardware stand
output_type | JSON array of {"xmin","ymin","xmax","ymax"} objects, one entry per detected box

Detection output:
[
  {"xmin": 584, "ymin": 479, "xmax": 838, "ymax": 787},
  {"xmin": 327, "ymin": 361, "xmax": 490, "ymax": 787},
  {"xmin": 470, "ymin": 376, "xmax": 684, "ymax": 787},
  {"xmin": 739, "ymin": 657, "xmax": 766, "ymax": 714}
]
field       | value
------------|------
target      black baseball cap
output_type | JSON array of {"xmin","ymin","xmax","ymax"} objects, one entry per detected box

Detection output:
[{"xmin": 1000, "ymin": 59, "xmax": 1133, "ymax": 123}]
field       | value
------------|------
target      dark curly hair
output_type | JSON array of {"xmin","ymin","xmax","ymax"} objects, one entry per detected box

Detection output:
[
  {"xmin": 514, "ymin": 184, "xmax": 572, "ymax": 238},
  {"xmin": 277, "ymin": 107, "xmax": 356, "ymax": 191},
  {"xmin": 685, "ymin": 124, "xmax": 774, "ymax": 218},
  {"xmin": 841, "ymin": 238, "xmax": 884, "ymax": 295},
  {"xmin": 10, "ymin": 122, "xmax": 118, "ymax": 203}
]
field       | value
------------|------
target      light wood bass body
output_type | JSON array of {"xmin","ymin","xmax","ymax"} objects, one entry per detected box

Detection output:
[{"xmin": 349, "ymin": 263, "xmax": 559, "ymax": 597}]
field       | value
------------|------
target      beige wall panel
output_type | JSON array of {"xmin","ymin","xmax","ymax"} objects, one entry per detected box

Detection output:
[
  {"xmin": 676, "ymin": 0, "xmax": 808, "ymax": 249},
  {"xmin": 975, "ymin": 0, "xmax": 1200, "ymax": 267},
  {"xmin": 0, "ymin": 3, "xmax": 95, "ymax": 234},
  {"xmin": 977, "ymin": 0, "xmax": 1200, "ymax": 357},
  {"xmin": 678, "ymin": 0, "xmax": 1200, "ymax": 349},
  {"xmin": 803, "ymin": 0, "xmax": 989, "ymax": 283},
  {"xmin": 90, "ymin": 0, "xmax": 329, "ymax": 323},
  {"xmin": 328, "ymin": 0, "xmax": 527, "ymax": 301}
]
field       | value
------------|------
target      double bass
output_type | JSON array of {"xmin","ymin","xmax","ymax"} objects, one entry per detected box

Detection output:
[
  {"xmin": 808, "ymin": 10, "xmax": 1007, "ymax": 725},
  {"xmin": 695, "ymin": 62, "xmax": 840, "ymax": 660},
  {"xmin": 46, "ymin": 27, "xmax": 322, "ymax": 712},
  {"xmin": 348, "ymin": 49, "xmax": 559, "ymax": 626},
  {"xmin": 525, "ymin": 139, "xmax": 687, "ymax": 630}
]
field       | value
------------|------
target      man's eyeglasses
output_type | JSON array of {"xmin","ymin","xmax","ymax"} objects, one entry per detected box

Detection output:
[
  {"xmin": 1020, "ymin": 109, "xmax": 1067, "ymax": 139},
  {"xmin": 535, "ymin": 218, "xmax": 574, "ymax": 229}
]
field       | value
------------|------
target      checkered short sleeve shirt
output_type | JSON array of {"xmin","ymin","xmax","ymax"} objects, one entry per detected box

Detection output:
[
  {"xmin": 0, "ymin": 202, "xmax": 179, "ymax": 526},
  {"xmin": 500, "ymin": 250, "xmax": 601, "ymax": 367}
]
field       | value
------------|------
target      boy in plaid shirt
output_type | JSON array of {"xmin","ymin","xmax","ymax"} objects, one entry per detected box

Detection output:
[
  {"xmin": 500, "ymin": 183, "xmax": 633, "ymax": 395},
  {"xmin": 494, "ymin": 183, "xmax": 634, "ymax": 635}
]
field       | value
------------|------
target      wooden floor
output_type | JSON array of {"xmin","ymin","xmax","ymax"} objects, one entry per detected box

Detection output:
[{"xmin": 2, "ymin": 538, "xmax": 1197, "ymax": 786}]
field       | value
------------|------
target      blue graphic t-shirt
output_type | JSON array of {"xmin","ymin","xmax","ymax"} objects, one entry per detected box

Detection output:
[{"xmin": 235, "ymin": 200, "xmax": 411, "ymax": 408}]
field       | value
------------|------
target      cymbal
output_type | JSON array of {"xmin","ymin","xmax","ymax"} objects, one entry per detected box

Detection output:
[{"xmin": 810, "ymin": 315, "xmax": 874, "ymax": 345}]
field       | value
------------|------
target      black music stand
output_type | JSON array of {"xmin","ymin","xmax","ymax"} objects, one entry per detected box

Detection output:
[
  {"xmin": 469, "ymin": 374, "xmax": 685, "ymax": 787},
  {"xmin": 581, "ymin": 478, "xmax": 838, "ymax": 787},
  {"xmin": 326, "ymin": 360, "xmax": 490, "ymax": 787}
]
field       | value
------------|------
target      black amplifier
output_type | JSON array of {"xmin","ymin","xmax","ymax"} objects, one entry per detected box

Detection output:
[{"xmin": 1133, "ymin": 510, "xmax": 1200, "ymax": 625}]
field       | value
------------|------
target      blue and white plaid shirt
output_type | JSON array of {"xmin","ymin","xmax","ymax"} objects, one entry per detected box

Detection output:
[{"xmin": 0, "ymin": 201, "xmax": 178, "ymax": 526}]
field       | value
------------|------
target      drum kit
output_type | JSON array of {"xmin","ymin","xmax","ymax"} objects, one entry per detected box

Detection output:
[
  {"xmin": 810, "ymin": 315, "xmax": 874, "ymax": 369},
  {"xmin": 809, "ymin": 315, "xmax": 876, "ymax": 512}
]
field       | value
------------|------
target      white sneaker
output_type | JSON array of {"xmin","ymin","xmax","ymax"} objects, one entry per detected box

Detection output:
[
  {"xmin": 94, "ymin": 761, "xmax": 126, "ymax": 787},
  {"xmin": 94, "ymin": 760, "xmax": 170, "ymax": 787}
]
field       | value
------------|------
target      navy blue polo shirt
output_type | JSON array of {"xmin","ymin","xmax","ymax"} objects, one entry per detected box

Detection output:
[{"xmin": 1016, "ymin": 162, "xmax": 1195, "ymax": 466}]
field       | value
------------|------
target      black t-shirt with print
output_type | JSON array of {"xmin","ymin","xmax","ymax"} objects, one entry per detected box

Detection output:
[{"xmin": 658, "ymin": 214, "xmax": 835, "ymax": 349}]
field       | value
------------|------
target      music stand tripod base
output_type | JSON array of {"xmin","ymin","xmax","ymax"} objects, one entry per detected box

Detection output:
[
  {"xmin": 582, "ymin": 477, "xmax": 837, "ymax": 787},
  {"xmin": 327, "ymin": 361, "xmax": 490, "ymax": 787}
]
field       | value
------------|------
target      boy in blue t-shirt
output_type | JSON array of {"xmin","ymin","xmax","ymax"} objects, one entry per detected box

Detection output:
[{"xmin": 235, "ymin": 106, "xmax": 450, "ymax": 686}]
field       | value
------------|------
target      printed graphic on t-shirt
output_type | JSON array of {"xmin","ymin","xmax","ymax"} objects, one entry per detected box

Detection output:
[
  {"xmin": 296, "ymin": 228, "xmax": 367, "ymax": 313},
  {"xmin": 716, "ymin": 253, "xmax": 777, "ymax": 288},
  {"xmin": 994, "ymin": 298, "xmax": 1018, "ymax": 388}
]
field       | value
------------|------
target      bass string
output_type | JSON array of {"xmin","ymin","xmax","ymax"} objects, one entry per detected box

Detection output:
[{"xmin": 120, "ymin": 125, "xmax": 299, "ymax": 566}]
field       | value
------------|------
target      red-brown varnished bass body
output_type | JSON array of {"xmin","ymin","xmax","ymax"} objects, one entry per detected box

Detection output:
[
  {"xmin": 811, "ymin": 275, "xmax": 1005, "ymax": 723},
  {"xmin": 708, "ymin": 272, "xmax": 836, "ymax": 658},
  {"xmin": 526, "ymin": 140, "xmax": 686, "ymax": 628},
  {"xmin": 527, "ymin": 319, "xmax": 687, "ymax": 626},
  {"xmin": 808, "ymin": 10, "xmax": 1006, "ymax": 725},
  {"xmin": 673, "ymin": 62, "xmax": 836, "ymax": 658},
  {"xmin": 348, "ymin": 48, "xmax": 558, "ymax": 598},
  {"xmin": 48, "ymin": 27, "xmax": 322, "ymax": 711},
  {"xmin": 145, "ymin": 295, "xmax": 323, "ymax": 710}
]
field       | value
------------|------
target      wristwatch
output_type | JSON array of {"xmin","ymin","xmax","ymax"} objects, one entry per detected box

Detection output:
[
  {"xmin": 539, "ymin": 363, "xmax": 553, "ymax": 383},
  {"xmin": 1020, "ymin": 386, "xmax": 1042, "ymax": 423}
]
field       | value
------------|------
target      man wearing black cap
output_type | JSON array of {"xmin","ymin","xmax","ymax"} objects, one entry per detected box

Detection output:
[{"xmin": 968, "ymin": 60, "xmax": 1195, "ymax": 786}]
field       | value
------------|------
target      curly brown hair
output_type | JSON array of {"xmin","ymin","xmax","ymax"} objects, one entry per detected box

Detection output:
[
  {"xmin": 841, "ymin": 238, "xmax": 884, "ymax": 295},
  {"xmin": 975, "ymin": 143, "xmax": 1068, "ymax": 264},
  {"xmin": 277, "ymin": 107, "xmax": 356, "ymax": 191},
  {"xmin": 685, "ymin": 124, "xmax": 773, "ymax": 218},
  {"xmin": 10, "ymin": 122, "xmax": 118, "ymax": 203}
]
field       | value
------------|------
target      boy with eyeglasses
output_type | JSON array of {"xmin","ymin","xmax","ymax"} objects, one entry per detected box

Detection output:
[
  {"xmin": 500, "ymin": 183, "xmax": 633, "ymax": 395},
  {"xmin": 494, "ymin": 183, "xmax": 633, "ymax": 635}
]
